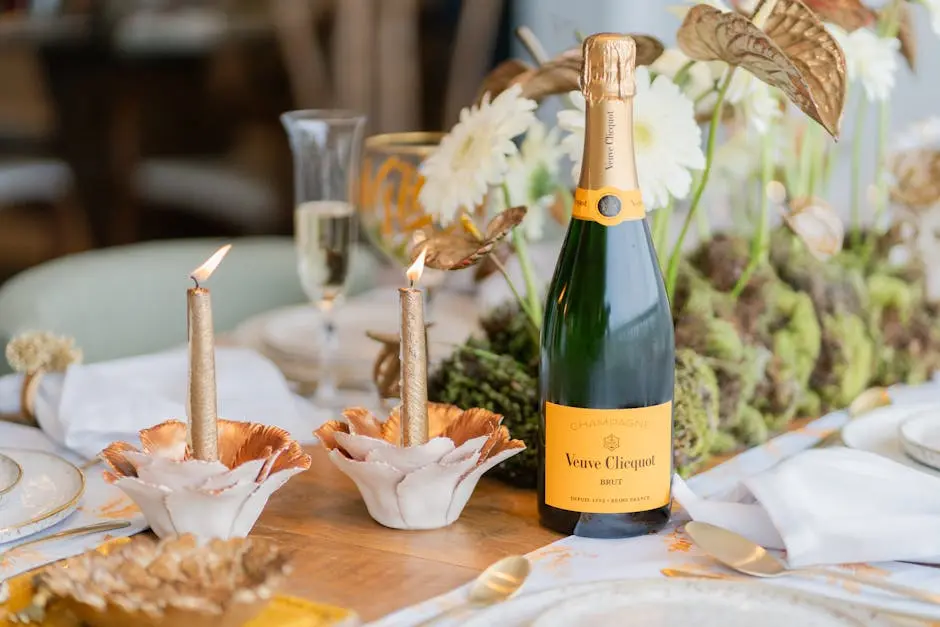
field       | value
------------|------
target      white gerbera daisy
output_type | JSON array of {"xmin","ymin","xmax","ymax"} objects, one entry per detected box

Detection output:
[
  {"xmin": 557, "ymin": 91, "xmax": 586, "ymax": 183},
  {"xmin": 827, "ymin": 25, "xmax": 899, "ymax": 102},
  {"xmin": 556, "ymin": 67, "xmax": 706, "ymax": 210},
  {"xmin": 651, "ymin": 48, "xmax": 714, "ymax": 101},
  {"xmin": 419, "ymin": 84, "xmax": 537, "ymax": 224},
  {"xmin": 503, "ymin": 121, "xmax": 564, "ymax": 240}
]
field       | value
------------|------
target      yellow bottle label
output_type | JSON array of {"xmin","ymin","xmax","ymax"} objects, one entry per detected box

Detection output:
[
  {"xmin": 572, "ymin": 187, "xmax": 645, "ymax": 226},
  {"xmin": 544, "ymin": 401, "xmax": 672, "ymax": 513}
]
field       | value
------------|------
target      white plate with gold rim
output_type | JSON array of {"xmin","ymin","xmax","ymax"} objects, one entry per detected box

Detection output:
[
  {"xmin": 0, "ymin": 453, "xmax": 22, "ymax": 505},
  {"xmin": 841, "ymin": 403, "xmax": 940, "ymax": 477},
  {"xmin": 0, "ymin": 449, "xmax": 84, "ymax": 544},
  {"xmin": 899, "ymin": 411, "xmax": 940, "ymax": 470},
  {"xmin": 459, "ymin": 579, "xmax": 897, "ymax": 627}
]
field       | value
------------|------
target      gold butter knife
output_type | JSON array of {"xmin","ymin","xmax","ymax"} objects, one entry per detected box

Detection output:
[{"xmin": 0, "ymin": 520, "xmax": 132, "ymax": 560}]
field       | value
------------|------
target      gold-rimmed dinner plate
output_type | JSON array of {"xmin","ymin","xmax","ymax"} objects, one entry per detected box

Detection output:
[
  {"xmin": 458, "ymin": 579, "xmax": 899, "ymax": 627},
  {"xmin": 841, "ymin": 403, "xmax": 940, "ymax": 477},
  {"xmin": 0, "ymin": 452, "xmax": 22, "ymax": 504},
  {"xmin": 899, "ymin": 411, "xmax": 940, "ymax": 471},
  {"xmin": 0, "ymin": 449, "xmax": 84, "ymax": 544}
]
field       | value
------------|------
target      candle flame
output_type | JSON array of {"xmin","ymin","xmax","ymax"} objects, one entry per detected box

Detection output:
[
  {"xmin": 190, "ymin": 244, "xmax": 232, "ymax": 286},
  {"xmin": 406, "ymin": 247, "xmax": 427, "ymax": 286}
]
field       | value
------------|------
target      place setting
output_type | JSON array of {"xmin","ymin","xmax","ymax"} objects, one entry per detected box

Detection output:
[{"xmin": 5, "ymin": 0, "xmax": 940, "ymax": 624}]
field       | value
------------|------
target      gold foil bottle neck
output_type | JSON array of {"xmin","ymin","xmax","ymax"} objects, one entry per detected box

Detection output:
[{"xmin": 581, "ymin": 33, "xmax": 636, "ymax": 102}]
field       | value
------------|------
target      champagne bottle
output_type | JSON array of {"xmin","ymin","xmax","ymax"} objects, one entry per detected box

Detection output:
[{"xmin": 538, "ymin": 33, "xmax": 675, "ymax": 538}]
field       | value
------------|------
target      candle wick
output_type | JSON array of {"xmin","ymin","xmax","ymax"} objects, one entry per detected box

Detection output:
[
  {"xmin": 409, "ymin": 279, "xmax": 415, "ymax": 289},
  {"xmin": 191, "ymin": 276, "xmax": 200, "ymax": 289}
]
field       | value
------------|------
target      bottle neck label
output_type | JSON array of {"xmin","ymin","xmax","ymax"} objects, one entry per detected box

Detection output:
[{"xmin": 572, "ymin": 187, "xmax": 645, "ymax": 226}]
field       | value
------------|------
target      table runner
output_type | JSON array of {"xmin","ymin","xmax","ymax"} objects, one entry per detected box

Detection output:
[{"xmin": 371, "ymin": 382, "xmax": 940, "ymax": 626}]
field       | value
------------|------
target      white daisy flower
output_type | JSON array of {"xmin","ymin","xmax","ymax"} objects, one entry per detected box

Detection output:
[
  {"xmin": 827, "ymin": 25, "xmax": 899, "ymax": 102},
  {"xmin": 556, "ymin": 91, "xmax": 586, "ymax": 183},
  {"xmin": 418, "ymin": 84, "xmax": 537, "ymax": 224},
  {"xmin": 503, "ymin": 121, "xmax": 564, "ymax": 240},
  {"xmin": 651, "ymin": 48, "xmax": 715, "ymax": 101},
  {"xmin": 557, "ymin": 67, "xmax": 706, "ymax": 210}
]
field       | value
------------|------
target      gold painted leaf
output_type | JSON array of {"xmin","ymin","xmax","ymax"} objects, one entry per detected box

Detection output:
[
  {"xmin": 762, "ymin": 0, "xmax": 846, "ymax": 136},
  {"xmin": 411, "ymin": 206, "xmax": 527, "ymax": 270},
  {"xmin": 895, "ymin": 2, "xmax": 916, "ymax": 71},
  {"xmin": 477, "ymin": 59, "xmax": 532, "ymax": 103},
  {"xmin": 677, "ymin": 1, "xmax": 846, "ymax": 137},
  {"xmin": 485, "ymin": 205, "xmax": 527, "ymax": 239},
  {"xmin": 518, "ymin": 49, "xmax": 581, "ymax": 101},
  {"xmin": 802, "ymin": 0, "xmax": 876, "ymax": 31},
  {"xmin": 477, "ymin": 35, "xmax": 664, "ymax": 103}
]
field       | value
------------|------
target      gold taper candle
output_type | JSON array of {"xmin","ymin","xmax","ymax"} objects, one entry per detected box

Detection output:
[
  {"xmin": 186, "ymin": 244, "xmax": 231, "ymax": 461},
  {"xmin": 400, "ymin": 248, "xmax": 429, "ymax": 446}
]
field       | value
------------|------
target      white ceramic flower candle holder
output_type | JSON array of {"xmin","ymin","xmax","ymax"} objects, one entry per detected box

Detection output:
[
  {"xmin": 101, "ymin": 420, "xmax": 310, "ymax": 542},
  {"xmin": 315, "ymin": 403, "xmax": 525, "ymax": 530}
]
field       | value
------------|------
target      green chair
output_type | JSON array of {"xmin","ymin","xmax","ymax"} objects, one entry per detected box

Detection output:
[{"xmin": 0, "ymin": 237, "xmax": 379, "ymax": 373}]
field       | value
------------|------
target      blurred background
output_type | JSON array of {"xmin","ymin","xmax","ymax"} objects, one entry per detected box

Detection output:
[
  {"xmin": 0, "ymin": 0, "xmax": 516, "ymax": 284},
  {"xmin": 1, "ymin": 0, "xmax": 937, "ymax": 285}
]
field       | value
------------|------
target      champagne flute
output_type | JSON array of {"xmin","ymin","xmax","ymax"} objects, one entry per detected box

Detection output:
[{"xmin": 281, "ymin": 110, "xmax": 366, "ymax": 407}]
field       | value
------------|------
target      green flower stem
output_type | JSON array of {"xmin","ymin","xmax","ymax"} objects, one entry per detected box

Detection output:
[
  {"xmin": 502, "ymin": 183, "xmax": 543, "ymax": 328},
  {"xmin": 731, "ymin": 126, "xmax": 774, "ymax": 298},
  {"xmin": 822, "ymin": 126, "xmax": 837, "ymax": 195},
  {"xmin": 665, "ymin": 67, "xmax": 736, "ymax": 301},
  {"xmin": 696, "ymin": 185, "xmax": 711, "ymax": 240},
  {"xmin": 652, "ymin": 197, "xmax": 673, "ymax": 264},
  {"xmin": 864, "ymin": 98, "xmax": 891, "ymax": 260},
  {"xmin": 462, "ymin": 208, "xmax": 538, "ymax": 332},
  {"xmin": 849, "ymin": 96, "xmax": 868, "ymax": 248},
  {"xmin": 490, "ymin": 254, "xmax": 540, "ymax": 336},
  {"xmin": 694, "ymin": 89, "xmax": 715, "ymax": 106},
  {"xmin": 808, "ymin": 123, "xmax": 824, "ymax": 198},
  {"xmin": 673, "ymin": 60, "xmax": 696, "ymax": 88},
  {"xmin": 512, "ymin": 228, "xmax": 543, "ymax": 328},
  {"xmin": 797, "ymin": 123, "xmax": 814, "ymax": 199}
]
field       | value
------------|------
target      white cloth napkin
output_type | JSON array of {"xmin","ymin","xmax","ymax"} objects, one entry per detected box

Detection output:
[
  {"xmin": 673, "ymin": 447, "xmax": 940, "ymax": 567},
  {"xmin": 0, "ymin": 347, "xmax": 323, "ymax": 459}
]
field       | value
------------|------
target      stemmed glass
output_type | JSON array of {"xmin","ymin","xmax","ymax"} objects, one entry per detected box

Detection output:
[{"xmin": 281, "ymin": 110, "xmax": 366, "ymax": 408}]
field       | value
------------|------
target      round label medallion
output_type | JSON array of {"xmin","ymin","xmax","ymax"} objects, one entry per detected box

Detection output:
[{"xmin": 597, "ymin": 194, "xmax": 622, "ymax": 218}]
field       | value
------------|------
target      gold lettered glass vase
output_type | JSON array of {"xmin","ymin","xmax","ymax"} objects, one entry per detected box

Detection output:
[{"xmin": 359, "ymin": 132, "xmax": 443, "ymax": 267}]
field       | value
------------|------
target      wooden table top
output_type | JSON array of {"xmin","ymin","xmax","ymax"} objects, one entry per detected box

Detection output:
[{"xmin": 253, "ymin": 446, "xmax": 560, "ymax": 623}]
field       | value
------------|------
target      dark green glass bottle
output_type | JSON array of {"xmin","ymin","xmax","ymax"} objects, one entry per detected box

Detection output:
[{"xmin": 538, "ymin": 33, "xmax": 675, "ymax": 538}]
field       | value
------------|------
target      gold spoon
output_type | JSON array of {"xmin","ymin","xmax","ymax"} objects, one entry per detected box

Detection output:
[
  {"xmin": 413, "ymin": 555, "xmax": 531, "ymax": 626},
  {"xmin": 685, "ymin": 521, "xmax": 940, "ymax": 605}
]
